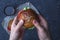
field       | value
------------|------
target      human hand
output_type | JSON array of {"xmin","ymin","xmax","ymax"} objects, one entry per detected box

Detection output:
[
  {"xmin": 33, "ymin": 15, "xmax": 51, "ymax": 40},
  {"xmin": 9, "ymin": 16, "xmax": 24, "ymax": 40}
]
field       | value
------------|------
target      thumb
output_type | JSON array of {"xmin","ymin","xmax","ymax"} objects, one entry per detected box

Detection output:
[
  {"xmin": 33, "ymin": 20, "xmax": 51, "ymax": 40},
  {"xmin": 33, "ymin": 20, "xmax": 43, "ymax": 30}
]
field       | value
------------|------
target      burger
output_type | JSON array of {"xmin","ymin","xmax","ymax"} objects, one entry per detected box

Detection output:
[
  {"xmin": 7, "ymin": 7, "xmax": 40, "ymax": 31},
  {"xmin": 17, "ymin": 7, "xmax": 40, "ymax": 29}
]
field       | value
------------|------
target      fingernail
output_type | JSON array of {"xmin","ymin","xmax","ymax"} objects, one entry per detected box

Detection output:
[
  {"xmin": 33, "ymin": 20, "xmax": 37, "ymax": 24},
  {"xmin": 19, "ymin": 19, "xmax": 24, "ymax": 24}
]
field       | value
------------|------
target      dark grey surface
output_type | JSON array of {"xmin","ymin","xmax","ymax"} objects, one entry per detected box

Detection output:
[{"xmin": 0, "ymin": 0, "xmax": 60, "ymax": 40}]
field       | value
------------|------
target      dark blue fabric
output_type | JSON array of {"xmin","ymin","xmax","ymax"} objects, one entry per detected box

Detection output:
[{"xmin": 0, "ymin": 0, "xmax": 60, "ymax": 40}]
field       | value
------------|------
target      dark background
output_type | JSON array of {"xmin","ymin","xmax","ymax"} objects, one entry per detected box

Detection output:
[{"xmin": 0, "ymin": 0, "xmax": 60, "ymax": 40}]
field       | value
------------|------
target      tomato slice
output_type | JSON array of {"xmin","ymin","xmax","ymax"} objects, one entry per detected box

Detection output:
[{"xmin": 7, "ymin": 26, "xmax": 11, "ymax": 31}]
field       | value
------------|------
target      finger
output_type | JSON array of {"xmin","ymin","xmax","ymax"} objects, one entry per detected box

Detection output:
[
  {"xmin": 33, "ymin": 20, "xmax": 43, "ymax": 30},
  {"xmin": 16, "ymin": 19, "xmax": 24, "ymax": 31},
  {"xmin": 12, "ymin": 16, "xmax": 17, "ymax": 26},
  {"xmin": 38, "ymin": 15, "xmax": 48, "ymax": 29}
]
